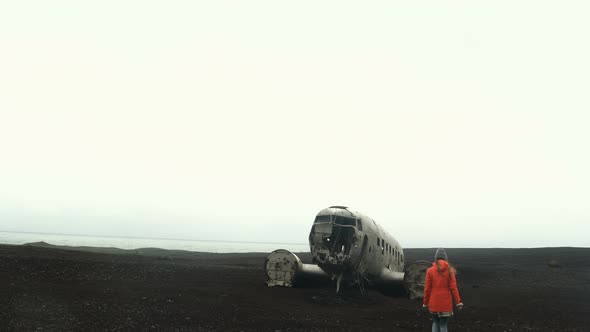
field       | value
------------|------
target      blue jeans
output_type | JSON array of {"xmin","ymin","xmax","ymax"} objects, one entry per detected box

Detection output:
[{"xmin": 432, "ymin": 315, "xmax": 449, "ymax": 332}]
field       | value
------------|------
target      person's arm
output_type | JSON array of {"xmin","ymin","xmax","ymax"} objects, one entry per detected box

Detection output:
[
  {"xmin": 449, "ymin": 270, "xmax": 462, "ymax": 308},
  {"xmin": 423, "ymin": 270, "xmax": 432, "ymax": 307}
]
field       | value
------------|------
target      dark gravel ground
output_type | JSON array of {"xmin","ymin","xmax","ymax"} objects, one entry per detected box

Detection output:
[{"xmin": 0, "ymin": 244, "xmax": 588, "ymax": 331}]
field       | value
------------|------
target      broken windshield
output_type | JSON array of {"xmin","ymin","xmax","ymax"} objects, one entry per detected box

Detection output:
[
  {"xmin": 333, "ymin": 216, "xmax": 356, "ymax": 226},
  {"xmin": 314, "ymin": 223, "xmax": 332, "ymax": 234},
  {"xmin": 314, "ymin": 215, "xmax": 332, "ymax": 223},
  {"xmin": 314, "ymin": 215, "xmax": 356, "ymax": 226}
]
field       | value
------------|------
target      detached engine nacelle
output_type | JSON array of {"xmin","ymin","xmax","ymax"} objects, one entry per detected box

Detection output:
[
  {"xmin": 265, "ymin": 249, "xmax": 330, "ymax": 287},
  {"xmin": 403, "ymin": 260, "xmax": 431, "ymax": 300}
]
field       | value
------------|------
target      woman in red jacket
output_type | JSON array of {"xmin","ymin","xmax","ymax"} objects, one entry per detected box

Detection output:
[{"xmin": 422, "ymin": 248, "xmax": 464, "ymax": 332}]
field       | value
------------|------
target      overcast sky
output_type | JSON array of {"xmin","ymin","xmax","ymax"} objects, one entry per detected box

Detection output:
[{"xmin": 1, "ymin": 1, "xmax": 588, "ymax": 248}]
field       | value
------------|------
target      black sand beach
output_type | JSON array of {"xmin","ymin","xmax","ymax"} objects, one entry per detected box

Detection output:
[{"xmin": 0, "ymin": 243, "xmax": 588, "ymax": 331}]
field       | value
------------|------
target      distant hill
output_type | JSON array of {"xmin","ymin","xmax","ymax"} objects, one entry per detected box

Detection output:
[{"xmin": 20, "ymin": 241, "xmax": 279, "ymax": 260}]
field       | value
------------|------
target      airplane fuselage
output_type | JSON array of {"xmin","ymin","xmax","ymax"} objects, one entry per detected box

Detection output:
[
  {"xmin": 308, "ymin": 206, "xmax": 405, "ymax": 286},
  {"xmin": 265, "ymin": 206, "xmax": 427, "ymax": 295}
]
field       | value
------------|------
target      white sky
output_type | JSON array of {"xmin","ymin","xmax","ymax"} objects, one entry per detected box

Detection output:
[{"xmin": 1, "ymin": 1, "xmax": 588, "ymax": 247}]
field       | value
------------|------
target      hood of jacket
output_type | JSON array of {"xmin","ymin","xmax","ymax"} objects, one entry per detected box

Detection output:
[{"xmin": 432, "ymin": 259, "xmax": 449, "ymax": 272}]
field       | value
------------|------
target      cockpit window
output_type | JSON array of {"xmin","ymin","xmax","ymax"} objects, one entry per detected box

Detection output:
[
  {"xmin": 314, "ymin": 215, "xmax": 332, "ymax": 223},
  {"xmin": 333, "ymin": 216, "xmax": 356, "ymax": 226},
  {"xmin": 314, "ymin": 215, "xmax": 357, "ymax": 227}
]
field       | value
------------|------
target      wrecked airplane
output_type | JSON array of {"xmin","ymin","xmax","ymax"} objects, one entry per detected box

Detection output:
[{"xmin": 265, "ymin": 206, "xmax": 429, "ymax": 299}]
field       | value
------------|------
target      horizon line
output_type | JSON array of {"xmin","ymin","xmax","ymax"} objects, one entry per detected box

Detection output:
[
  {"xmin": 0, "ymin": 230, "xmax": 587, "ymax": 249},
  {"xmin": 0, "ymin": 230, "xmax": 309, "ymax": 246}
]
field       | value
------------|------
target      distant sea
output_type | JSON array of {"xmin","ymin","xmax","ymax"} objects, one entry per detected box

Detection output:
[{"xmin": 0, "ymin": 231, "xmax": 309, "ymax": 253}]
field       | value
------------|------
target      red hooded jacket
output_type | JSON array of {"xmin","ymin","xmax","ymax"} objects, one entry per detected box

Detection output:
[{"xmin": 423, "ymin": 260, "xmax": 461, "ymax": 313}]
